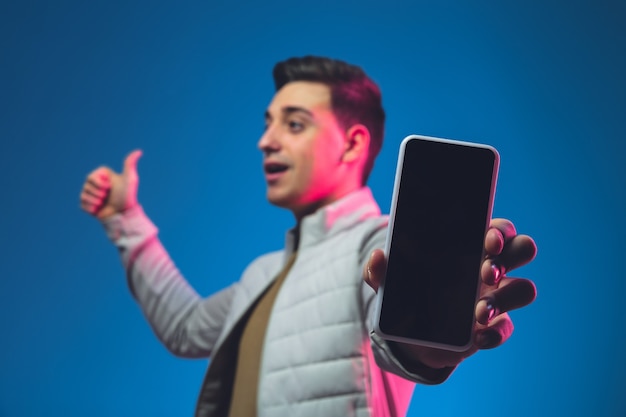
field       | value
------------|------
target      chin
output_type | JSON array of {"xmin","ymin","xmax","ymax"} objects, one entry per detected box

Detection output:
[{"xmin": 266, "ymin": 190, "xmax": 296, "ymax": 209}]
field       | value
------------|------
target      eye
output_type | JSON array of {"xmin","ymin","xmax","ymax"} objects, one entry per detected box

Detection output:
[{"xmin": 287, "ymin": 119, "xmax": 305, "ymax": 133}]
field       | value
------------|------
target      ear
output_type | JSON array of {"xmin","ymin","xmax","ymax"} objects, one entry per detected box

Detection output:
[{"xmin": 342, "ymin": 124, "xmax": 370, "ymax": 164}]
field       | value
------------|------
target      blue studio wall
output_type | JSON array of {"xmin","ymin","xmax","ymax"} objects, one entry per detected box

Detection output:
[{"xmin": 1, "ymin": 1, "xmax": 624, "ymax": 416}]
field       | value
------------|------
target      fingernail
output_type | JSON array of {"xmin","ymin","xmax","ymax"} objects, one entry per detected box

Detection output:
[
  {"xmin": 487, "ymin": 301, "xmax": 496, "ymax": 322},
  {"xmin": 491, "ymin": 263, "xmax": 503, "ymax": 285},
  {"xmin": 368, "ymin": 251, "xmax": 378, "ymax": 279},
  {"xmin": 486, "ymin": 300, "xmax": 499, "ymax": 322}
]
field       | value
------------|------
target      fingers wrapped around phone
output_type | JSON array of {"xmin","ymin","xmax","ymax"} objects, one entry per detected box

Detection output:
[
  {"xmin": 481, "ymin": 260, "xmax": 506, "ymax": 286},
  {"xmin": 481, "ymin": 235, "xmax": 536, "ymax": 287},
  {"xmin": 475, "ymin": 277, "xmax": 537, "ymax": 325},
  {"xmin": 485, "ymin": 219, "xmax": 537, "ymax": 277},
  {"xmin": 474, "ymin": 313, "xmax": 514, "ymax": 349},
  {"xmin": 492, "ymin": 234, "xmax": 537, "ymax": 272},
  {"xmin": 484, "ymin": 219, "xmax": 515, "ymax": 256}
]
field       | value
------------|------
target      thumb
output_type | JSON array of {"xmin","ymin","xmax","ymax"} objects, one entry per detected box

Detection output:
[
  {"xmin": 123, "ymin": 149, "xmax": 143, "ymax": 179},
  {"xmin": 364, "ymin": 249, "xmax": 387, "ymax": 293}
]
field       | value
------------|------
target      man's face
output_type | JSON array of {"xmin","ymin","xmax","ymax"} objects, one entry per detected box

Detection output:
[{"xmin": 258, "ymin": 81, "xmax": 354, "ymax": 219}]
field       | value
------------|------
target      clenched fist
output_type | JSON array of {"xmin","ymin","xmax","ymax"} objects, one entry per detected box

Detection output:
[{"xmin": 80, "ymin": 150, "xmax": 143, "ymax": 220}]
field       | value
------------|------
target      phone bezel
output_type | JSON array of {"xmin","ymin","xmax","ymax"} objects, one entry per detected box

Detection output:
[{"xmin": 374, "ymin": 134, "xmax": 500, "ymax": 352}]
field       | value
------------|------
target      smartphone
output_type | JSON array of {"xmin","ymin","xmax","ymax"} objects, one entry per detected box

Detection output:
[{"xmin": 374, "ymin": 134, "xmax": 500, "ymax": 351}]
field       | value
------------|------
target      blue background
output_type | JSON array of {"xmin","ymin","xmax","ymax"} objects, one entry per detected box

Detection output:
[{"xmin": 1, "ymin": 1, "xmax": 624, "ymax": 416}]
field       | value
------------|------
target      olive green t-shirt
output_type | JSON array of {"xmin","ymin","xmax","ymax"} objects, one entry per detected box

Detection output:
[{"xmin": 227, "ymin": 253, "xmax": 297, "ymax": 417}]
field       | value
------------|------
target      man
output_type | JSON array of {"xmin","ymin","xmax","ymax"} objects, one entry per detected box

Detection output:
[{"xmin": 80, "ymin": 56, "xmax": 537, "ymax": 416}]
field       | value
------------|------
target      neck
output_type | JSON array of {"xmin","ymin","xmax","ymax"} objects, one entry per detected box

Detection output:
[{"xmin": 291, "ymin": 184, "xmax": 362, "ymax": 223}]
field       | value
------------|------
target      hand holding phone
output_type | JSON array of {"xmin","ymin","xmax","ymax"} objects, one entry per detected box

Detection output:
[{"xmin": 374, "ymin": 135, "xmax": 499, "ymax": 352}]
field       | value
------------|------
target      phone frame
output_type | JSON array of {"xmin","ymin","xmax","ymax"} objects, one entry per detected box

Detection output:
[{"xmin": 374, "ymin": 134, "xmax": 500, "ymax": 352}]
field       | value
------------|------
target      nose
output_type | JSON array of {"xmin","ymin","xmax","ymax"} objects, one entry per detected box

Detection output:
[{"xmin": 258, "ymin": 125, "xmax": 280, "ymax": 155}]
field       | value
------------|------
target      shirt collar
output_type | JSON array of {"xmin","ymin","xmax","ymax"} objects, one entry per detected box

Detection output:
[{"xmin": 284, "ymin": 187, "xmax": 381, "ymax": 256}]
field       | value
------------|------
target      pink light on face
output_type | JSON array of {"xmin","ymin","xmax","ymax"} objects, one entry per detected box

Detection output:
[{"xmin": 260, "ymin": 81, "xmax": 364, "ymax": 220}]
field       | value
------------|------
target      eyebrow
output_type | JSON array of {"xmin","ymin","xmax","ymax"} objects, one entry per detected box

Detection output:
[{"xmin": 265, "ymin": 106, "xmax": 315, "ymax": 122}]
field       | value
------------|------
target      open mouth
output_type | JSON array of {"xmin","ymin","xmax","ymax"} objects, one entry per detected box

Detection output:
[
  {"xmin": 264, "ymin": 161, "xmax": 290, "ymax": 182},
  {"xmin": 264, "ymin": 162, "xmax": 289, "ymax": 174}
]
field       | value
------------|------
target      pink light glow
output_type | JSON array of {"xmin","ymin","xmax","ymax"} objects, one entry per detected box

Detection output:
[{"xmin": 362, "ymin": 340, "xmax": 415, "ymax": 417}]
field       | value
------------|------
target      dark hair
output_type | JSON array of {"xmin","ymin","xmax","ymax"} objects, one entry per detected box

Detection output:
[{"xmin": 273, "ymin": 56, "xmax": 385, "ymax": 184}]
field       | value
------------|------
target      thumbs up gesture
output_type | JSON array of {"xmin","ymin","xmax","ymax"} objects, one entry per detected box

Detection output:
[{"xmin": 80, "ymin": 150, "xmax": 143, "ymax": 220}]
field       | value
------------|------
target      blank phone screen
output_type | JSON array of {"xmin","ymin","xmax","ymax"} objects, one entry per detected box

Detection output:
[{"xmin": 379, "ymin": 138, "xmax": 497, "ymax": 348}]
